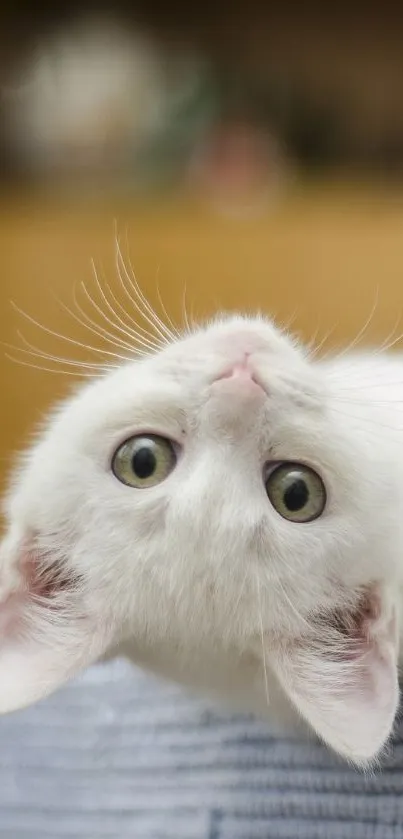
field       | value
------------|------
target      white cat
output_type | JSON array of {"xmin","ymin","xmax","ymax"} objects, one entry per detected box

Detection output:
[{"xmin": 1, "ymin": 303, "xmax": 402, "ymax": 767}]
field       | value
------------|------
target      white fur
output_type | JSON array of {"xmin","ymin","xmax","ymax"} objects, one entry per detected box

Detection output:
[{"xmin": 1, "ymin": 314, "xmax": 403, "ymax": 765}]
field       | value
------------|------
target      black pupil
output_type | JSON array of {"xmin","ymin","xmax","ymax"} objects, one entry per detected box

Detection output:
[
  {"xmin": 132, "ymin": 446, "xmax": 157, "ymax": 480},
  {"xmin": 283, "ymin": 478, "xmax": 309, "ymax": 512}
]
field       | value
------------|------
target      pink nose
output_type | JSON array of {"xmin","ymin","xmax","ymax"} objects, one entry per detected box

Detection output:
[{"xmin": 215, "ymin": 353, "xmax": 266, "ymax": 395}]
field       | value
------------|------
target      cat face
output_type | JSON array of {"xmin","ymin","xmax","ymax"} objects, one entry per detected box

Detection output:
[{"xmin": 0, "ymin": 315, "xmax": 401, "ymax": 764}]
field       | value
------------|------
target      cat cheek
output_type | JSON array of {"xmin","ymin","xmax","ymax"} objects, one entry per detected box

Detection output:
[
  {"xmin": 268, "ymin": 592, "xmax": 400, "ymax": 765},
  {"xmin": 0, "ymin": 531, "xmax": 111, "ymax": 714}
]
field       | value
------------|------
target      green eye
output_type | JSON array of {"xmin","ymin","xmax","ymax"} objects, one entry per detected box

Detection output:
[
  {"xmin": 265, "ymin": 462, "xmax": 326, "ymax": 523},
  {"xmin": 112, "ymin": 435, "xmax": 177, "ymax": 488}
]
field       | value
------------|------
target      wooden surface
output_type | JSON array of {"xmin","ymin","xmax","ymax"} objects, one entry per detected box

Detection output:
[{"xmin": 1, "ymin": 180, "xmax": 403, "ymax": 494}]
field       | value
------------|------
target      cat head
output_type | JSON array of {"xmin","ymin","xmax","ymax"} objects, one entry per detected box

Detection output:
[{"xmin": 0, "ymin": 314, "xmax": 401, "ymax": 764}]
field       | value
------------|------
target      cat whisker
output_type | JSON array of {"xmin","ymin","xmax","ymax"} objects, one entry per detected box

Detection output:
[
  {"xmin": 332, "ymin": 397, "xmax": 403, "ymax": 409},
  {"xmin": 333, "ymin": 287, "xmax": 379, "ymax": 360},
  {"xmin": 374, "ymin": 329, "xmax": 403, "ymax": 354},
  {"xmin": 80, "ymin": 279, "xmax": 158, "ymax": 354},
  {"xmin": 329, "ymin": 406, "xmax": 403, "ymax": 432},
  {"xmin": 268, "ymin": 565, "xmax": 313, "ymax": 634},
  {"xmin": 101, "ymin": 254, "xmax": 165, "ymax": 345},
  {"xmin": 325, "ymin": 373, "xmax": 403, "ymax": 391},
  {"xmin": 114, "ymin": 242, "xmax": 170, "ymax": 347},
  {"xmin": 308, "ymin": 325, "xmax": 337, "ymax": 359},
  {"xmin": 118, "ymin": 232, "xmax": 175, "ymax": 344},
  {"xmin": 255, "ymin": 574, "xmax": 270, "ymax": 708},
  {"xmin": 5, "ymin": 336, "xmax": 118, "ymax": 372},
  {"xmin": 155, "ymin": 265, "xmax": 182, "ymax": 339},
  {"xmin": 181, "ymin": 282, "xmax": 192, "ymax": 336},
  {"xmin": 51, "ymin": 287, "xmax": 137, "ymax": 355},
  {"xmin": 373, "ymin": 310, "xmax": 403, "ymax": 354},
  {"xmin": 4, "ymin": 353, "xmax": 106, "ymax": 378},
  {"xmin": 16, "ymin": 332, "xmax": 116, "ymax": 368},
  {"xmin": 90, "ymin": 260, "xmax": 163, "ymax": 351},
  {"xmin": 281, "ymin": 308, "xmax": 299, "ymax": 334},
  {"xmin": 123, "ymin": 228, "xmax": 177, "ymax": 343},
  {"xmin": 10, "ymin": 301, "xmax": 131, "ymax": 362},
  {"xmin": 104, "ymin": 280, "xmax": 162, "ymax": 349}
]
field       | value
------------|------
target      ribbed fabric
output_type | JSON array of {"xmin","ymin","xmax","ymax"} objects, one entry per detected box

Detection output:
[{"xmin": 0, "ymin": 658, "xmax": 402, "ymax": 839}]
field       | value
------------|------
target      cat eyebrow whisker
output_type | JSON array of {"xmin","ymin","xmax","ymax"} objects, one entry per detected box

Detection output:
[
  {"xmin": 279, "ymin": 307, "xmax": 299, "ymax": 334},
  {"xmin": 51, "ymin": 287, "xmax": 137, "ymax": 355},
  {"xmin": 373, "ymin": 329, "xmax": 403, "ymax": 355},
  {"xmin": 80, "ymin": 279, "xmax": 159, "ymax": 354},
  {"xmin": 154, "ymin": 271, "xmax": 182, "ymax": 339},
  {"xmin": 90, "ymin": 260, "xmax": 163, "ymax": 351},
  {"xmin": 9, "ymin": 301, "xmax": 132, "ymax": 362},
  {"xmin": 123, "ymin": 231, "xmax": 178, "ymax": 343},
  {"xmin": 104, "ymin": 280, "xmax": 163, "ymax": 349},
  {"xmin": 332, "ymin": 287, "xmax": 380, "ymax": 361},
  {"xmin": 116, "ymin": 233, "xmax": 176, "ymax": 346},
  {"xmin": 370, "ymin": 310, "xmax": 403, "ymax": 355},
  {"xmin": 4, "ymin": 335, "xmax": 122, "ymax": 371},
  {"xmin": 4, "ymin": 353, "xmax": 109, "ymax": 377},
  {"xmin": 307, "ymin": 325, "xmax": 337, "ymax": 359},
  {"xmin": 180, "ymin": 281, "xmax": 192, "ymax": 336},
  {"xmin": 114, "ymin": 243, "xmax": 170, "ymax": 348}
]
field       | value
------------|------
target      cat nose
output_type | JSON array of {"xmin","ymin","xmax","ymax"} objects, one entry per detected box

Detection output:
[
  {"xmin": 217, "ymin": 353, "xmax": 252, "ymax": 381},
  {"xmin": 214, "ymin": 354, "xmax": 266, "ymax": 395}
]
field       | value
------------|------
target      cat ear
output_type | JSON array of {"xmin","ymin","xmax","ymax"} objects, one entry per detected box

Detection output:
[
  {"xmin": 270, "ymin": 590, "xmax": 399, "ymax": 764},
  {"xmin": 0, "ymin": 530, "xmax": 110, "ymax": 713}
]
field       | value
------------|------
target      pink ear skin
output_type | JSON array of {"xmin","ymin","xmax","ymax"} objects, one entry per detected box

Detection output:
[
  {"xmin": 269, "ymin": 587, "xmax": 400, "ymax": 765},
  {"xmin": 0, "ymin": 537, "xmax": 110, "ymax": 714}
]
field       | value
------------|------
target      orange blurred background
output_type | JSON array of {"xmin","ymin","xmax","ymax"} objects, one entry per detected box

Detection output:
[{"xmin": 2, "ymin": 7, "xmax": 403, "ymax": 498}]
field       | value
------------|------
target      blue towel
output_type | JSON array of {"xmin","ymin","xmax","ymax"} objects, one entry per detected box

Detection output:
[{"xmin": 0, "ymin": 658, "xmax": 402, "ymax": 839}]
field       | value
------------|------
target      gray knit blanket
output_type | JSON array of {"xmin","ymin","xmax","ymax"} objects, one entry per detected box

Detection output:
[{"xmin": 0, "ymin": 658, "xmax": 402, "ymax": 839}]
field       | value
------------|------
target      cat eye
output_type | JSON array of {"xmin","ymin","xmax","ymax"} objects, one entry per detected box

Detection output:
[
  {"xmin": 265, "ymin": 462, "xmax": 326, "ymax": 523},
  {"xmin": 112, "ymin": 435, "xmax": 177, "ymax": 488}
]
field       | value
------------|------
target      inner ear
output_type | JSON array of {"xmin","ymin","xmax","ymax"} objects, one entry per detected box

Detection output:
[
  {"xmin": 269, "ymin": 587, "xmax": 400, "ymax": 765},
  {"xmin": 0, "ymin": 531, "xmax": 111, "ymax": 713}
]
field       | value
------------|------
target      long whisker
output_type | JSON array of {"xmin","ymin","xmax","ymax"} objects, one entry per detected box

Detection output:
[
  {"xmin": 104, "ymin": 280, "xmax": 162, "ymax": 349},
  {"xmin": 10, "ymin": 301, "xmax": 131, "ymax": 362},
  {"xmin": 308, "ymin": 325, "xmax": 337, "ymax": 359},
  {"xmin": 376, "ymin": 328, "xmax": 403, "ymax": 354},
  {"xmin": 99, "ymin": 254, "xmax": 164, "ymax": 344},
  {"xmin": 256, "ymin": 574, "xmax": 270, "ymax": 707},
  {"xmin": 334, "ymin": 287, "xmax": 379, "ymax": 360},
  {"xmin": 118, "ymin": 232, "xmax": 175, "ymax": 344},
  {"xmin": 80, "ymin": 280, "xmax": 158, "ymax": 354},
  {"xmin": 9, "ymin": 332, "xmax": 119, "ymax": 371},
  {"xmin": 123, "ymin": 228, "xmax": 177, "ymax": 341},
  {"xmin": 90, "ymin": 260, "xmax": 163, "ymax": 351},
  {"xmin": 50, "ymin": 287, "xmax": 137, "ymax": 355},
  {"xmin": 114, "ymin": 243, "xmax": 170, "ymax": 347},
  {"xmin": 267, "ymin": 563, "xmax": 313, "ymax": 634},
  {"xmin": 329, "ymin": 406, "xmax": 403, "ymax": 432},
  {"xmin": 181, "ymin": 281, "xmax": 192, "ymax": 335},
  {"xmin": 375, "ymin": 310, "xmax": 402, "ymax": 353},
  {"xmin": 155, "ymin": 267, "xmax": 181, "ymax": 338},
  {"xmin": 5, "ymin": 353, "xmax": 105, "ymax": 378}
]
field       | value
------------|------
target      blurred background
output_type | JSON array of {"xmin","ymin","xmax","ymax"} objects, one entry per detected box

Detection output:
[{"xmin": 2, "ymin": 3, "xmax": 403, "ymax": 491}]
